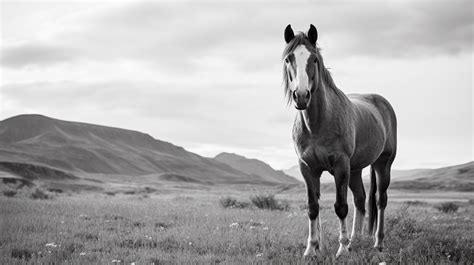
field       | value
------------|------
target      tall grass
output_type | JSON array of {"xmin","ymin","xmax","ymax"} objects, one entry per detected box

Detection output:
[
  {"xmin": 1, "ymin": 192, "xmax": 472, "ymax": 264},
  {"xmin": 3, "ymin": 190, "xmax": 17, "ymax": 197}
]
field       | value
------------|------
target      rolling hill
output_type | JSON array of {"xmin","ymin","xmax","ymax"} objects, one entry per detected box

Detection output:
[
  {"xmin": 285, "ymin": 162, "xmax": 474, "ymax": 192},
  {"xmin": 1, "ymin": 114, "xmax": 471, "ymax": 192},
  {"xmin": 284, "ymin": 165, "xmax": 334, "ymax": 183},
  {"xmin": 214, "ymin": 153, "xmax": 300, "ymax": 184},
  {"xmin": 0, "ymin": 114, "xmax": 282, "ymax": 186},
  {"xmin": 389, "ymin": 162, "xmax": 474, "ymax": 191}
]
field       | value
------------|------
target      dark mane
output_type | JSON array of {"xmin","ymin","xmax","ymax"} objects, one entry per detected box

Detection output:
[{"xmin": 282, "ymin": 33, "xmax": 344, "ymax": 104}]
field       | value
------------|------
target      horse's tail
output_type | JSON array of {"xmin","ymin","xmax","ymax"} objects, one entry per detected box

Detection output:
[{"xmin": 367, "ymin": 165, "xmax": 377, "ymax": 235}]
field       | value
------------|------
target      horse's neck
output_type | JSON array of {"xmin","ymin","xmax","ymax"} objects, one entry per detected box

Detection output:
[{"xmin": 299, "ymin": 80, "xmax": 350, "ymax": 133}]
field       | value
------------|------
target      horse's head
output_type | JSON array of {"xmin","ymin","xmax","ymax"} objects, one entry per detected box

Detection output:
[{"xmin": 282, "ymin": 24, "xmax": 319, "ymax": 110}]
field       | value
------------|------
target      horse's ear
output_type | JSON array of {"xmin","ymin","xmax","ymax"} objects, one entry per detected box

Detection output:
[
  {"xmin": 284, "ymin": 24, "xmax": 294, "ymax": 43},
  {"xmin": 308, "ymin": 24, "xmax": 318, "ymax": 45}
]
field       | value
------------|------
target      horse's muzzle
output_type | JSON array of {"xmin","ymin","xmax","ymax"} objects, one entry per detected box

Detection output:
[
  {"xmin": 293, "ymin": 89, "xmax": 310, "ymax": 110},
  {"xmin": 295, "ymin": 105, "xmax": 307, "ymax": 110}
]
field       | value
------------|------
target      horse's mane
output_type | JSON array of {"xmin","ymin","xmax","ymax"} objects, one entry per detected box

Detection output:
[{"xmin": 282, "ymin": 33, "xmax": 345, "ymax": 105}]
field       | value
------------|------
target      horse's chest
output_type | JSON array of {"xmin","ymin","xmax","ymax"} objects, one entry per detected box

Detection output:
[{"xmin": 293, "ymin": 130, "xmax": 351, "ymax": 170}]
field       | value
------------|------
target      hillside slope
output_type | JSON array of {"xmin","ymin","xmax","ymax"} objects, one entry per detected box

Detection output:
[
  {"xmin": 215, "ymin": 153, "xmax": 300, "ymax": 184},
  {"xmin": 390, "ymin": 162, "xmax": 474, "ymax": 191},
  {"xmin": 284, "ymin": 165, "xmax": 335, "ymax": 183},
  {"xmin": 0, "ymin": 114, "xmax": 269, "ymax": 185},
  {"xmin": 285, "ymin": 162, "xmax": 474, "ymax": 192}
]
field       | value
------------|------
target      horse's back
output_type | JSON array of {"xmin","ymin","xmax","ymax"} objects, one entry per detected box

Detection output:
[{"xmin": 348, "ymin": 93, "xmax": 397, "ymax": 159}]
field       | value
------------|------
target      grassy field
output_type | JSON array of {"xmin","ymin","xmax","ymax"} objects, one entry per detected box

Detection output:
[{"xmin": 1, "ymin": 186, "xmax": 473, "ymax": 264}]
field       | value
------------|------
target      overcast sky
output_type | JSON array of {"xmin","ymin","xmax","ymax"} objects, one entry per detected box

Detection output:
[{"xmin": 1, "ymin": 1, "xmax": 472, "ymax": 170}]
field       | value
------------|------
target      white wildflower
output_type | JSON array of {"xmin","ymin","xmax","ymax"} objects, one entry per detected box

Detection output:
[
  {"xmin": 45, "ymin": 242, "xmax": 58, "ymax": 248},
  {"xmin": 229, "ymin": 222, "xmax": 238, "ymax": 227},
  {"xmin": 256, "ymin": 253, "xmax": 263, "ymax": 257}
]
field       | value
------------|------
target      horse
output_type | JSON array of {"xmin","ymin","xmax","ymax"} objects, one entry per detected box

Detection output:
[{"xmin": 282, "ymin": 24, "xmax": 397, "ymax": 258}]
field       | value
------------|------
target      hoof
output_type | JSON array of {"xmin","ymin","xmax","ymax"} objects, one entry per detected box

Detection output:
[
  {"xmin": 303, "ymin": 242, "xmax": 319, "ymax": 257},
  {"xmin": 374, "ymin": 242, "xmax": 384, "ymax": 252},
  {"xmin": 347, "ymin": 237, "xmax": 361, "ymax": 252},
  {"xmin": 335, "ymin": 244, "xmax": 349, "ymax": 259}
]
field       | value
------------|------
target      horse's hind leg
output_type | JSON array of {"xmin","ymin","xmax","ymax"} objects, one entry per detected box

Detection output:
[
  {"xmin": 347, "ymin": 169, "xmax": 366, "ymax": 251},
  {"xmin": 333, "ymin": 156, "xmax": 351, "ymax": 258},
  {"xmin": 372, "ymin": 156, "xmax": 394, "ymax": 250}
]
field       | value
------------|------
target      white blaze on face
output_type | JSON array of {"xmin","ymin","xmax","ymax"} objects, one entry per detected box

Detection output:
[{"xmin": 293, "ymin": 45, "xmax": 311, "ymax": 94}]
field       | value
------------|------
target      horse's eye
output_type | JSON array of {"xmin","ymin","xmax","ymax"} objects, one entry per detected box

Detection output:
[{"xmin": 285, "ymin": 58, "xmax": 289, "ymax": 64}]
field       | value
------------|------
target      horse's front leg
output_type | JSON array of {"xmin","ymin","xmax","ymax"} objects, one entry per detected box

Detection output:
[
  {"xmin": 300, "ymin": 162, "xmax": 323, "ymax": 257},
  {"xmin": 333, "ymin": 156, "xmax": 350, "ymax": 258}
]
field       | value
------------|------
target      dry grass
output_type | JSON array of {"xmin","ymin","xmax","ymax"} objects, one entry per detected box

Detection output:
[{"xmin": 0, "ymin": 189, "xmax": 473, "ymax": 264}]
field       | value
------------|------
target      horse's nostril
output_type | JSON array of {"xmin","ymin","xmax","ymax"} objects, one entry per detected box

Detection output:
[
  {"xmin": 305, "ymin": 90, "xmax": 310, "ymax": 99},
  {"xmin": 292, "ymin": 90, "xmax": 297, "ymax": 100}
]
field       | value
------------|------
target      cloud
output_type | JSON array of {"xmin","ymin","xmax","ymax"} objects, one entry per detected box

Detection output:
[
  {"xmin": 1, "ymin": 1, "xmax": 472, "ymax": 169},
  {"xmin": 0, "ymin": 42, "xmax": 76, "ymax": 67},
  {"xmin": 1, "ymin": 1, "xmax": 472, "ymax": 70},
  {"xmin": 0, "ymin": 80, "xmax": 294, "ymax": 149}
]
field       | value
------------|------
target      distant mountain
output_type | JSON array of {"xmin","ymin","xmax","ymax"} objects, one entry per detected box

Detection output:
[
  {"xmin": 283, "ymin": 165, "xmax": 303, "ymax": 181},
  {"xmin": 390, "ymin": 162, "xmax": 474, "ymax": 191},
  {"xmin": 0, "ymin": 114, "xmax": 273, "ymax": 185},
  {"xmin": 285, "ymin": 162, "xmax": 474, "ymax": 192},
  {"xmin": 215, "ymin": 152, "xmax": 300, "ymax": 184},
  {"xmin": 284, "ymin": 165, "xmax": 334, "ymax": 183}
]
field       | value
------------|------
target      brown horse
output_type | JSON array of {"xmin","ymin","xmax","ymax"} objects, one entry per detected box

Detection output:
[{"xmin": 282, "ymin": 24, "xmax": 397, "ymax": 258}]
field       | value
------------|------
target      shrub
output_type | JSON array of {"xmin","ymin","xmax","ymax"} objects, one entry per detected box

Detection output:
[
  {"xmin": 30, "ymin": 188, "xmax": 51, "ymax": 200},
  {"xmin": 52, "ymin": 242, "xmax": 84, "ymax": 261},
  {"xmin": 404, "ymin": 200, "xmax": 426, "ymax": 206},
  {"xmin": 118, "ymin": 237, "xmax": 159, "ymax": 249},
  {"xmin": 74, "ymin": 232, "xmax": 99, "ymax": 241},
  {"xmin": 11, "ymin": 248, "xmax": 33, "ymax": 260},
  {"xmin": 47, "ymin": 188, "xmax": 63, "ymax": 193},
  {"xmin": 435, "ymin": 202, "xmax": 459, "ymax": 213},
  {"xmin": 3, "ymin": 190, "xmax": 17, "ymax": 197},
  {"xmin": 219, "ymin": 196, "xmax": 251, "ymax": 209},
  {"xmin": 155, "ymin": 222, "xmax": 172, "ymax": 230},
  {"xmin": 250, "ymin": 194, "xmax": 290, "ymax": 211}
]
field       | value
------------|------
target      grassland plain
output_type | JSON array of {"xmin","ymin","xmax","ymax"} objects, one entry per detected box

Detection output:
[{"xmin": 1, "ymin": 188, "xmax": 473, "ymax": 264}]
